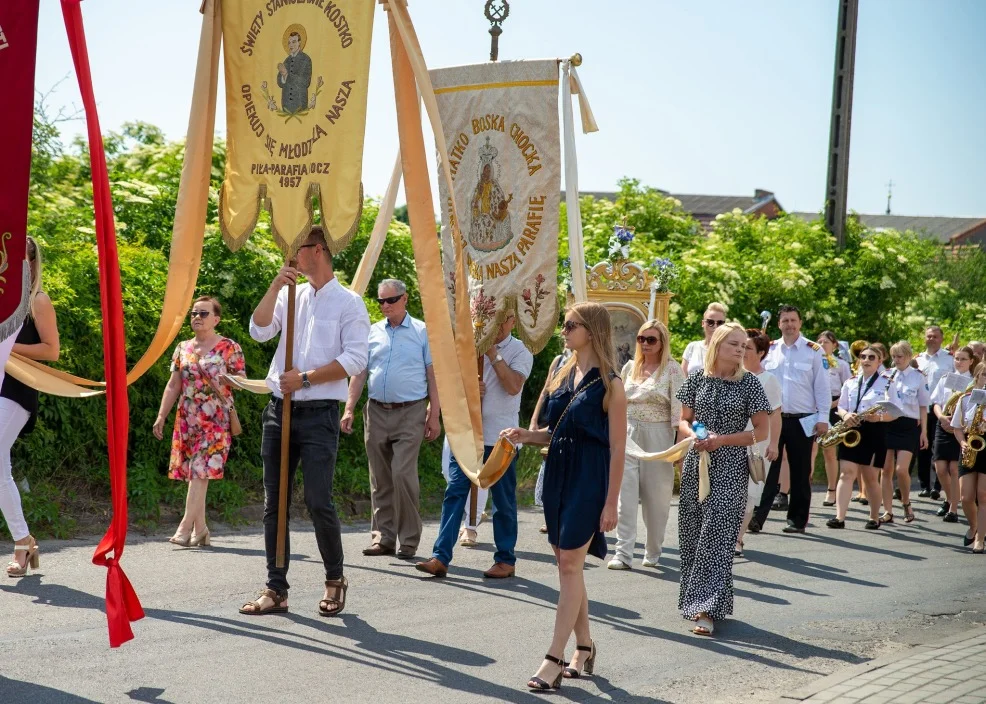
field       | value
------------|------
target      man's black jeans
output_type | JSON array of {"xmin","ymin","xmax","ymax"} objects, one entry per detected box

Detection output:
[{"xmin": 261, "ymin": 399, "xmax": 344, "ymax": 594}]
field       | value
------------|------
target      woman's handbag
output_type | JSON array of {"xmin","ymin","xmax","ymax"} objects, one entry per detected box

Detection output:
[
  {"xmin": 196, "ymin": 355, "xmax": 242, "ymax": 437},
  {"xmin": 747, "ymin": 444, "xmax": 766, "ymax": 483}
]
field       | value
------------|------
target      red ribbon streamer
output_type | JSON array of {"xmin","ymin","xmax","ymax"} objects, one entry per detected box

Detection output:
[{"xmin": 60, "ymin": 0, "xmax": 144, "ymax": 647}]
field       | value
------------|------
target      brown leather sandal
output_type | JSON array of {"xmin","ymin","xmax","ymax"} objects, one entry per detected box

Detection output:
[
  {"xmin": 239, "ymin": 588, "xmax": 288, "ymax": 616},
  {"xmin": 318, "ymin": 576, "xmax": 348, "ymax": 617}
]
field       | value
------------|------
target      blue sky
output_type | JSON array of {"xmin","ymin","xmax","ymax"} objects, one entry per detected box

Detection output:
[{"xmin": 33, "ymin": 0, "xmax": 986, "ymax": 218}]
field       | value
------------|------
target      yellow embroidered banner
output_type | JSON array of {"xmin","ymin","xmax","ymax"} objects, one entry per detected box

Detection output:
[
  {"xmin": 431, "ymin": 60, "xmax": 560, "ymax": 354},
  {"xmin": 220, "ymin": 0, "xmax": 373, "ymax": 255}
]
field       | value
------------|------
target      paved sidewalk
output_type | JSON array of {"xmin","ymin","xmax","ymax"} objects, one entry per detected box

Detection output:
[{"xmin": 777, "ymin": 626, "xmax": 986, "ymax": 704}]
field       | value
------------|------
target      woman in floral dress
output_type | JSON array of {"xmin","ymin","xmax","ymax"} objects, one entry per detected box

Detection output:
[{"xmin": 154, "ymin": 296, "xmax": 245, "ymax": 547}]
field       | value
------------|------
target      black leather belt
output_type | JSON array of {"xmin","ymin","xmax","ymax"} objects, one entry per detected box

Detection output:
[
  {"xmin": 270, "ymin": 398, "xmax": 338, "ymax": 410},
  {"xmin": 369, "ymin": 398, "xmax": 426, "ymax": 410},
  {"xmin": 781, "ymin": 412, "xmax": 812, "ymax": 419}
]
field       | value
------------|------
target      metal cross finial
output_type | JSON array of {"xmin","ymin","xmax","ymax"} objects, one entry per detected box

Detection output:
[{"xmin": 485, "ymin": 0, "xmax": 510, "ymax": 61}]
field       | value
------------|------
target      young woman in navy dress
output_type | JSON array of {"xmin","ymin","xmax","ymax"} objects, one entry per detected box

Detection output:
[{"xmin": 502, "ymin": 302, "xmax": 626, "ymax": 690}]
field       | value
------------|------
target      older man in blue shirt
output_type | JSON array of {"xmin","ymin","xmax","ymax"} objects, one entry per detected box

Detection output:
[{"xmin": 342, "ymin": 279, "xmax": 440, "ymax": 559}]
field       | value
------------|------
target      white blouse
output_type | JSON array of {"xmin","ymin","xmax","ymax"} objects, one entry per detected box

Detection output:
[
  {"xmin": 838, "ymin": 372, "xmax": 892, "ymax": 415},
  {"xmin": 886, "ymin": 366, "xmax": 931, "ymax": 420},
  {"xmin": 621, "ymin": 360, "xmax": 685, "ymax": 427},
  {"xmin": 930, "ymin": 371, "xmax": 972, "ymax": 407}
]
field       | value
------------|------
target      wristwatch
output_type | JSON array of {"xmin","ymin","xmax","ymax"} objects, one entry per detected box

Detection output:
[
  {"xmin": 301, "ymin": 371, "xmax": 312, "ymax": 390},
  {"xmin": 493, "ymin": 354, "xmax": 504, "ymax": 365}
]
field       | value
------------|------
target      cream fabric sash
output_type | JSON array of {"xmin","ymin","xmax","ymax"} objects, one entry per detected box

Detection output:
[
  {"xmin": 561, "ymin": 59, "xmax": 597, "ymax": 303},
  {"xmin": 625, "ymin": 436, "xmax": 711, "ymax": 502}
]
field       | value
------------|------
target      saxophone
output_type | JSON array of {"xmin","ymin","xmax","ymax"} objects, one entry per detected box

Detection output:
[
  {"xmin": 817, "ymin": 402, "xmax": 894, "ymax": 449},
  {"xmin": 961, "ymin": 402, "xmax": 985, "ymax": 469},
  {"xmin": 943, "ymin": 383, "xmax": 973, "ymax": 416}
]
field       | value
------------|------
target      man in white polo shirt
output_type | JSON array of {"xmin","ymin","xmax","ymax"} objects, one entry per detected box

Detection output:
[{"xmin": 416, "ymin": 312, "xmax": 533, "ymax": 579}]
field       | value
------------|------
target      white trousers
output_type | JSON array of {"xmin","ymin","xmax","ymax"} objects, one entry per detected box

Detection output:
[
  {"xmin": 614, "ymin": 419, "xmax": 676, "ymax": 564},
  {"xmin": 0, "ymin": 325, "xmax": 18, "ymax": 388},
  {"xmin": 0, "ymin": 397, "xmax": 30, "ymax": 541},
  {"xmin": 441, "ymin": 437, "xmax": 489, "ymax": 531}
]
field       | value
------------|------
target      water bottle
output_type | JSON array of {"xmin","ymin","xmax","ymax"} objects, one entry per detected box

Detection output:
[{"xmin": 692, "ymin": 421, "xmax": 708, "ymax": 440}]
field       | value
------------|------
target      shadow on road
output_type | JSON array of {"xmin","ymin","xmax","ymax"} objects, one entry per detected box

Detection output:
[{"xmin": 0, "ymin": 676, "xmax": 100, "ymax": 703}]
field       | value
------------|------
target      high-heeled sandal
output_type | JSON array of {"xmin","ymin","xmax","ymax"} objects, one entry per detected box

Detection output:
[
  {"xmin": 527, "ymin": 654, "xmax": 566, "ymax": 690},
  {"xmin": 879, "ymin": 511, "xmax": 894, "ymax": 524},
  {"xmin": 903, "ymin": 503, "xmax": 915, "ymax": 523},
  {"xmin": 190, "ymin": 528, "xmax": 211, "ymax": 547},
  {"xmin": 563, "ymin": 641, "xmax": 596, "ymax": 679},
  {"xmin": 6, "ymin": 537, "xmax": 40, "ymax": 578},
  {"xmin": 823, "ymin": 488, "xmax": 837, "ymax": 507},
  {"xmin": 169, "ymin": 532, "xmax": 191, "ymax": 547}
]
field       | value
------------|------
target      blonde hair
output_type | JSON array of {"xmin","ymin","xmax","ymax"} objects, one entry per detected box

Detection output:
[
  {"xmin": 889, "ymin": 340, "xmax": 913, "ymax": 359},
  {"xmin": 973, "ymin": 361, "xmax": 986, "ymax": 380},
  {"xmin": 703, "ymin": 322, "xmax": 748, "ymax": 381},
  {"xmin": 870, "ymin": 342, "xmax": 888, "ymax": 362},
  {"xmin": 705, "ymin": 302, "xmax": 728, "ymax": 317},
  {"xmin": 630, "ymin": 319, "xmax": 670, "ymax": 381},
  {"xmin": 26, "ymin": 236, "xmax": 43, "ymax": 319},
  {"xmin": 548, "ymin": 302, "xmax": 619, "ymax": 411}
]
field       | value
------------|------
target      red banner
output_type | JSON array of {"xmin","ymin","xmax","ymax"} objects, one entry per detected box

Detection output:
[
  {"xmin": 0, "ymin": 1, "xmax": 39, "ymax": 341},
  {"xmin": 60, "ymin": 0, "xmax": 144, "ymax": 647}
]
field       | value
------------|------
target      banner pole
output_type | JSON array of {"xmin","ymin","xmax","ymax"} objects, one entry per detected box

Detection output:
[{"xmin": 275, "ymin": 260, "xmax": 296, "ymax": 568}]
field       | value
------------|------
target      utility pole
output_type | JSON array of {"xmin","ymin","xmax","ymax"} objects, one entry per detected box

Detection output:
[
  {"xmin": 886, "ymin": 179, "xmax": 894, "ymax": 215},
  {"xmin": 485, "ymin": 0, "xmax": 509, "ymax": 62},
  {"xmin": 824, "ymin": 0, "xmax": 859, "ymax": 250}
]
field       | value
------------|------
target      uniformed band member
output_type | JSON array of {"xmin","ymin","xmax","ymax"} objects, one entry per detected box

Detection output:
[
  {"xmin": 827, "ymin": 344, "xmax": 893, "ymax": 530},
  {"xmin": 750, "ymin": 305, "xmax": 830, "ymax": 534},
  {"xmin": 916, "ymin": 326, "xmax": 954, "ymax": 497},
  {"xmin": 880, "ymin": 341, "xmax": 929, "ymax": 524},
  {"xmin": 951, "ymin": 362, "xmax": 986, "ymax": 552},
  {"xmin": 814, "ymin": 330, "xmax": 852, "ymax": 507},
  {"xmin": 930, "ymin": 346, "xmax": 978, "ymax": 523}
]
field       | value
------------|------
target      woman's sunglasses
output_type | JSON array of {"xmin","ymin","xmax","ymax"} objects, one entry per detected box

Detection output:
[
  {"xmin": 858, "ymin": 353, "xmax": 878, "ymax": 361},
  {"xmin": 561, "ymin": 320, "xmax": 585, "ymax": 333},
  {"xmin": 636, "ymin": 335, "xmax": 659, "ymax": 345},
  {"xmin": 377, "ymin": 294, "xmax": 404, "ymax": 305},
  {"xmin": 704, "ymin": 319, "xmax": 725, "ymax": 327}
]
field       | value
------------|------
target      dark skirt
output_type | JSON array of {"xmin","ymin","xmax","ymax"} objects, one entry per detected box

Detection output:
[
  {"xmin": 933, "ymin": 422, "xmax": 961, "ymax": 462},
  {"xmin": 885, "ymin": 416, "xmax": 920, "ymax": 454},
  {"xmin": 958, "ymin": 441, "xmax": 986, "ymax": 477},
  {"xmin": 838, "ymin": 421, "xmax": 887, "ymax": 467},
  {"xmin": 828, "ymin": 396, "xmax": 840, "ymax": 426}
]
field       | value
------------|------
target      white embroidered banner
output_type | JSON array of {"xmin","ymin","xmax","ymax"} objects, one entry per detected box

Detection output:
[{"xmin": 431, "ymin": 60, "xmax": 560, "ymax": 354}]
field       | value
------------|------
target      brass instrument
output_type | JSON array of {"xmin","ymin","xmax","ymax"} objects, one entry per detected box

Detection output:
[
  {"xmin": 960, "ymin": 402, "xmax": 985, "ymax": 469},
  {"xmin": 943, "ymin": 384, "xmax": 973, "ymax": 416},
  {"xmin": 817, "ymin": 402, "xmax": 894, "ymax": 449},
  {"xmin": 849, "ymin": 340, "xmax": 868, "ymax": 376}
]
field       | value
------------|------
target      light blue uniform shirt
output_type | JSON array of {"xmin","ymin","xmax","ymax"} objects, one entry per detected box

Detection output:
[{"xmin": 366, "ymin": 313, "xmax": 432, "ymax": 403}]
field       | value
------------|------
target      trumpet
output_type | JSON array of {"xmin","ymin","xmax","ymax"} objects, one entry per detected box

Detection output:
[
  {"xmin": 961, "ymin": 403, "xmax": 985, "ymax": 469},
  {"xmin": 817, "ymin": 402, "xmax": 895, "ymax": 449}
]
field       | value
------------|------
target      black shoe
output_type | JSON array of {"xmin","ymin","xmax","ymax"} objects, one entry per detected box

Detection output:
[
  {"xmin": 859, "ymin": 498, "xmax": 870, "ymax": 506},
  {"xmin": 918, "ymin": 489, "xmax": 931, "ymax": 498},
  {"xmin": 747, "ymin": 517, "xmax": 762, "ymax": 534},
  {"xmin": 826, "ymin": 518, "xmax": 846, "ymax": 529},
  {"xmin": 864, "ymin": 519, "xmax": 880, "ymax": 530},
  {"xmin": 782, "ymin": 521, "xmax": 805, "ymax": 534},
  {"xmin": 771, "ymin": 493, "xmax": 789, "ymax": 511},
  {"xmin": 931, "ymin": 490, "xmax": 941, "ymax": 500},
  {"xmin": 937, "ymin": 501, "xmax": 950, "ymax": 517},
  {"xmin": 893, "ymin": 488, "xmax": 902, "ymax": 500},
  {"xmin": 944, "ymin": 512, "xmax": 959, "ymax": 523},
  {"xmin": 964, "ymin": 532, "xmax": 975, "ymax": 547}
]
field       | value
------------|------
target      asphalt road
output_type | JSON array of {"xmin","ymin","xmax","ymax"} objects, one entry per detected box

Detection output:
[{"xmin": 2, "ymin": 487, "xmax": 985, "ymax": 704}]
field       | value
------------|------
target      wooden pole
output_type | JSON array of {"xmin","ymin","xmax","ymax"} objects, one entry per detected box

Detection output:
[
  {"xmin": 469, "ymin": 354, "xmax": 483, "ymax": 527},
  {"xmin": 275, "ymin": 259, "xmax": 296, "ymax": 568}
]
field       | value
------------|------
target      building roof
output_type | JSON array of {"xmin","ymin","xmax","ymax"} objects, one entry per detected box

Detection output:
[
  {"xmin": 791, "ymin": 212, "xmax": 986, "ymax": 244},
  {"xmin": 561, "ymin": 189, "xmax": 782, "ymax": 226}
]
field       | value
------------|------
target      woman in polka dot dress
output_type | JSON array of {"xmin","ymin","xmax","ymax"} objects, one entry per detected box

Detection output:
[{"xmin": 676, "ymin": 322, "xmax": 771, "ymax": 636}]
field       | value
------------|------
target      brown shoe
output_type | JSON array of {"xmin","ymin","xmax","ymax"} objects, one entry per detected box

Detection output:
[
  {"xmin": 396, "ymin": 547, "xmax": 416, "ymax": 559},
  {"xmin": 362, "ymin": 543, "xmax": 395, "ymax": 556},
  {"xmin": 483, "ymin": 562, "xmax": 515, "ymax": 579},
  {"xmin": 415, "ymin": 557, "xmax": 448, "ymax": 577}
]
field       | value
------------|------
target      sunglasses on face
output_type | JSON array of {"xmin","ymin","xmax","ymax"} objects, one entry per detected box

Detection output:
[
  {"xmin": 377, "ymin": 294, "xmax": 404, "ymax": 305},
  {"xmin": 190, "ymin": 311, "xmax": 212, "ymax": 319},
  {"xmin": 637, "ymin": 335, "xmax": 659, "ymax": 345},
  {"xmin": 704, "ymin": 319, "xmax": 725, "ymax": 327},
  {"xmin": 858, "ymin": 354, "xmax": 878, "ymax": 361},
  {"xmin": 562, "ymin": 320, "xmax": 585, "ymax": 333}
]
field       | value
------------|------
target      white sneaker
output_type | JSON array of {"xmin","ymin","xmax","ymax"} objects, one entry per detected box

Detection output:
[
  {"xmin": 607, "ymin": 559, "xmax": 630, "ymax": 570},
  {"xmin": 641, "ymin": 556, "xmax": 660, "ymax": 568}
]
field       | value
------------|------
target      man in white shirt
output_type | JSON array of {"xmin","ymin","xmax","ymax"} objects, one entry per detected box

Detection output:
[
  {"xmin": 916, "ymin": 325, "xmax": 953, "ymax": 498},
  {"xmin": 239, "ymin": 226, "xmax": 370, "ymax": 618},
  {"xmin": 416, "ymin": 313, "xmax": 533, "ymax": 579},
  {"xmin": 751, "ymin": 305, "xmax": 830, "ymax": 534}
]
